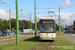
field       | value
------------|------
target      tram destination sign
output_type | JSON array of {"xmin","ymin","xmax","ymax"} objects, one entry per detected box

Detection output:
[{"xmin": 42, "ymin": 21, "xmax": 52, "ymax": 23}]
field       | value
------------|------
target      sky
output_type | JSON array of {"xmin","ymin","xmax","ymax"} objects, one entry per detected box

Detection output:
[{"xmin": 0, "ymin": 0, "xmax": 75, "ymax": 27}]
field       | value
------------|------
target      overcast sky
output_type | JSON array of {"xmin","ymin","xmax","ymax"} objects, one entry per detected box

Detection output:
[{"xmin": 0, "ymin": 0, "xmax": 75, "ymax": 27}]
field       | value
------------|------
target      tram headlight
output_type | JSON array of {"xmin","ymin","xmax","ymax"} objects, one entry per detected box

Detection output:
[
  {"xmin": 40, "ymin": 34, "xmax": 43, "ymax": 36},
  {"xmin": 51, "ymin": 34, "xmax": 54, "ymax": 36}
]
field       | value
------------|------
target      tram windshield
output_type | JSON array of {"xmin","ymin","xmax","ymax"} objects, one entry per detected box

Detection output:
[{"xmin": 40, "ymin": 20, "xmax": 55, "ymax": 33}]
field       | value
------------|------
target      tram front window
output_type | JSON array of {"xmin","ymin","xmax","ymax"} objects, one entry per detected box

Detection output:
[{"xmin": 40, "ymin": 20, "xmax": 54, "ymax": 33}]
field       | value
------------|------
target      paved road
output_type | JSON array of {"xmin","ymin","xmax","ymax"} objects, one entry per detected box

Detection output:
[{"xmin": 64, "ymin": 31, "xmax": 75, "ymax": 44}]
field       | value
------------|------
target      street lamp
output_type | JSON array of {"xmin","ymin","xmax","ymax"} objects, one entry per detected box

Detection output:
[
  {"xmin": 16, "ymin": 0, "xmax": 19, "ymax": 45},
  {"xmin": 2, "ymin": 2, "xmax": 11, "ymax": 36},
  {"xmin": 37, "ymin": 12, "xmax": 39, "ymax": 30},
  {"xmin": 59, "ymin": 7, "xmax": 61, "ymax": 35},
  {"xmin": 29, "ymin": 13, "xmax": 32, "ymax": 35},
  {"xmin": 34, "ymin": 0, "xmax": 37, "ymax": 37},
  {"xmin": 9, "ymin": 9, "xmax": 11, "ymax": 36}
]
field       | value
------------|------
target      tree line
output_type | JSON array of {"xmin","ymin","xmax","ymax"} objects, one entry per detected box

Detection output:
[
  {"xmin": 0, "ymin": 18, "xmax": 61, "ymax": 31},
  {"xmin": 0, "ymin": 18, "xmax": 36, "ymax": 31}
]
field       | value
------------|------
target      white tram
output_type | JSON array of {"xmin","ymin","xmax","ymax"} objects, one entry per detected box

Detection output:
[{"xmin": 40, "ymin": 18, "xmax": 56, "ymax": 40}]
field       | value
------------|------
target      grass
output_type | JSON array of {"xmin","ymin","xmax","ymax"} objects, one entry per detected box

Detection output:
[
  {"xmin": 0, "ymin": 35, "xmax": 24, "ymax": 40},
  {"xmin": 56, "ymin": 31, "xmax": 64, "ymax": 36},
  {"xmin": 0, "ymin": 31, "xmax": 75, "ymax": 50},
  {"xmin": 56, "ymin": 31, "xmax": 59, "ymax": 36},
  {"xmin": 0, "ymin": 36, "xmax": 16, "ymax": 40},
  {"xmin": 38, "ymin": 43, "xmax": 50, "ymax": 50},
  {"xmin": 50, "ymin": 40, "xmax": 75, "ymax": 50},
  {"xmin": 38, "ymin": 31, "xmax": 75, "ymax": 50},
  {"xmin": 0, "ymin": 36, "xmax": 41, "ymax": 50},
  {"xmin": 50, "ymin": 31, "xmax": 75, "ymax": 50},
  {"xmin": 29, "ymin": 33, "xmax": 39, "ymax": 35},
  {"xmin": 0, "ymin": 34, "xmax": 37, "ymax": 40}
]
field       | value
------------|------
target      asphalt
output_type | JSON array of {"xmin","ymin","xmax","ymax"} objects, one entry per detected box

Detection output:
[{"xmin": 64, "ymin": 31, "xmax": 75, "ymax": 44}]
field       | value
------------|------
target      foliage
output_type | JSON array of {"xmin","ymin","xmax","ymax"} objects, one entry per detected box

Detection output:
[
  {"xmin": 0, "ymin": 19, "xmax": 9, "ymax": 31},
  {"xmin": 0, "ymin": 36, "xmax": 41, "ymax": 50},
  {"xmin": 56, "ymin": 24, "xmax": 64, "ymax": 32},
  {"xmin": 0, "ymin": 19, "xmax": 35, "ymax": 31},
  {"xmin": 0, "ymin": 36, "xmax": 75, "ymax": 50},
  {"xmin": 0, "ymin": 18, "xmax": 60, "ymax": 31}
]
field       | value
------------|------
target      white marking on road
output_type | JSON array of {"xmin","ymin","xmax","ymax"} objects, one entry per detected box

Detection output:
[{"xmin": 71, "ymin": 34, "xmax": 75, "ymax": 36}]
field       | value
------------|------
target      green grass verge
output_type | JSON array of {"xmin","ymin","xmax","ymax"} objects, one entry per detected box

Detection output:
[
  {"xmin": 0, "ymin": 36, "xmax": 41, "ymax": 50},
  {"xmin": 0, "ymin": 34, "xmax": 36, "ymax": 40},
  {"xmin": 56, "ymin": 31, "xmax": 59, "ymax": 36},
  {"xmin": 50, "ymin": 39, "xmax": 75, "ymax": 50},
  {"xmin": 37, "ymin": 31, "xmax": 75, "ymax": 50},
  {"xmin": 0, "ymin": 36, "xmax": 16, "ymax": 40},
  {"xmin": 50, "ymin": 31, "xmax": 75, "ymax": 50},
  {"xmin": 29, "ymin": 33, "xmax": 39, "ymax": 35},
  {"xmin": 56, "ymin": 31, "xmax": 64, "ymax": 36},
  {"xmin": 0, "ymin": 31, "xmax": 75, "ymax": 50}
]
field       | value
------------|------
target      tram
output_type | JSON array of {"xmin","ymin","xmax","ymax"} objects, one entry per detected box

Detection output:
[{"xmin": 40, "ymin": 18, "xmax": 56, "ymax": 40}]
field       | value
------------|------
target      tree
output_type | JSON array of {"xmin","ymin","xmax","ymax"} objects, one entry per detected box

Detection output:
[
  {"xmin": 1, "ymin": 20, "xmax": 9, "ymax": 31},
  {"xmin": 11, "ymin": 18, "xmax": 16, "ymax": 30}
]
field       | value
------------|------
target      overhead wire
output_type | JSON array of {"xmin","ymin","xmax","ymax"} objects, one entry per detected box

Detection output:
[
  {"xmin": 46, "ymin": 0, "xmax": 50, "ymax": 9},
  {"xmin": 0, "ymin": 1, "xmax": 23, "ymax": 11},
  {"xmin": 36, "ymin": 0, "xmax": 39, "ymax": 7},
  {"xmin": 46, "ymin": 0, "xmax": 51, "ymax": 17}
]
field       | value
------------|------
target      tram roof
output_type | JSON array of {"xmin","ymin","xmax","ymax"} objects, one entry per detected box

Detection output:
[{"xmin": 40, "ymin": 17, "xmax": 55, "ymax": 20}]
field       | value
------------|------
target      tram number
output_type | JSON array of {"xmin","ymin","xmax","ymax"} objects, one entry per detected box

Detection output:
[{"xmin": 46, "ymin": 33, "xmax": 49, "ymax": 37}]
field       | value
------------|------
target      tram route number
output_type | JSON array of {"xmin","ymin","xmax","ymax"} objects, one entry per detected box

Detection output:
[{"xmin": 46, "ymin": 33, "xmax": 49, "ymax": 37}]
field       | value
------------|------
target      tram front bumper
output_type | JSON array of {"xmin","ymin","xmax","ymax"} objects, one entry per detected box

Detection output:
[{"xmin": 40, "ymin": 37, "xmax": 55, "ymax": 40}]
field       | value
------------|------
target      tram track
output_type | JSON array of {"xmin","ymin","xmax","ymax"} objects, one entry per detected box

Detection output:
[
  {"xmin": 32, "ymin": 42, "xmax": 43, "ymax": 50},
  {"xmin": 32, "ymin": 41, "xmax": 52, "ymax": 50},
  {"xmin": 44, "ymin": 42, "xmax": 51, "ymax": 50}
]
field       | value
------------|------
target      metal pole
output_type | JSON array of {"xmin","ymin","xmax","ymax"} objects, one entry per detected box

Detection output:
[
  {"xmin": 30, "ymin": 13, "xmax": 32, "ymax": 34},
  {"xmin": 23, "ymin": 23, "xmax": 25, "ymax": 28},
  {"xmin": 9, "ymin": 9, "xmax": 11, "ymax": 36},
  {"xmin": 38, "ymin": 12, "xmax": 39, "ymax": 30},
  {"xmin": 59, "ymin": 7, "xmax": 61, "ymax": 35},
  {"xmin": 24, "ymin": 21, "xmax": 26, "ymax": 28},
  {"xmin": 34, "ymin": 0, "xmax": 37, "ymax": 37},
  {"xmin": 16, "ymin": 0, "xmax": 19, "ymax": 45},
  {"xmin": 62, "ymin": 24, "xmax": 64, "ymax": 32}
]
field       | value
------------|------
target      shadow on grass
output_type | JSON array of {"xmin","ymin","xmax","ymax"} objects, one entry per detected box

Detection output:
[
  {"xmin": 24, "ymin": 36, "xmax": 54, "ymax": 42},
  {"xmin": 42, "ymin": 40, "xmax": 54, "ymax": 42},
  {"xmin": 24, "ymin": 36, "xmax": 41, "ymax": 42}
]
